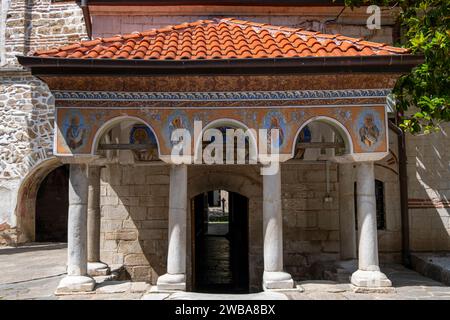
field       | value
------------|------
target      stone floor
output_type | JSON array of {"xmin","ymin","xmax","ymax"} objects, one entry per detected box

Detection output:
[{"xmin": 1, "ymin": 243, "xmax": 450, "ymax": 300}]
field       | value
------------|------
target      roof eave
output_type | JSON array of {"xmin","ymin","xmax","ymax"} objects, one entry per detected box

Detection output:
[
  {"xmin": 75, "ymin": 0, "xmax": 346, "ymax": 7},
  {"xmin": 17, "ymin": 55, "xmax": 424, "ymax": 76}
]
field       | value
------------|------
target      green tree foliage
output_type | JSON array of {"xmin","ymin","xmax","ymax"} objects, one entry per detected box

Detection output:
[{"xmin": 342, "ymin": 0, "xmax": 449, "ymax": 134}]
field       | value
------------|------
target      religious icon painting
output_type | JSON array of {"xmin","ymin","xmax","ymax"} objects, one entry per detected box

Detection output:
[
  {"xmin": 62, "ymin": 110, "xmax": 89, "ymax": 151},
  {"xmin": 355, "ymin": 110, "xmax": 384, "ymax": 151},
  {"xmin": 165, "ymin": 110, "xmax": 191, "ymax": 147},
  {"xmin": 130, "ymin": 125, "xmax": 158, "ymax": 161},
  {"xmin": 263, "ymin": 111, "xmax": 287, "ymax": 148}
]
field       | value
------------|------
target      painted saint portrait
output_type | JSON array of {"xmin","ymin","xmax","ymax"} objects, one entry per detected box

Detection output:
[
  {"xmin": 355, "ymin": 110, "xmax": 384, "ymax": 151},
  {"xmin": 64, "ymin": 113, "xmax": 87, "ymax": 151},
  {"xmin": 263, "ymin": 111, "xmax": 286, "ymax": 148},
  {"xmin": 130, "ymin": 126, "xmax": 151, "ymax": 145},
  {"xmin": 130, "ymin": 125, "xmax": 158, "ymax": 161},
  {"xmin": 359, "ymin": 113, "xmax": 380, "ymax": 147},
  {"xmin": 166, "ymin": 110, "xmax": 190, "ymax": 147}
]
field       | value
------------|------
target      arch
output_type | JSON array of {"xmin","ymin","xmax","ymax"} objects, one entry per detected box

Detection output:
[
  {"xmin": 291, "ymin": 116, "xmax": 354, "ymax": 159},
  {"xmin": 14, "ymin": 157, "xmax": 64, "ymax": 243},
  {"xmin": 194, "ymin": 118, "xmax": 258, "ymax": 164},
  {"xmin": 187, "ymin": 168, "xmax": 262, "ymax": 200},
  {"xmin": 91, "ymin": 115, "xmax": 162, "ymax": 157}
]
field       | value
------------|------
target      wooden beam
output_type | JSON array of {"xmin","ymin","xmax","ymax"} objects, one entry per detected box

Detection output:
[
  {"xmin": 296, "ymin": 142, "xmax": 345, "ymax": 149},
  {"xmin": 98, "ymin": 143, "xmax": 157, "ymax": 150}
]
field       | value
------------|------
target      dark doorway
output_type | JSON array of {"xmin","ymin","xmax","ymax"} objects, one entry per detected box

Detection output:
[
  {"xmin": 35, "ymin": 165, "xmax": 69, "ymax": 242},
  {"xmin": 192, "ymin": 190, "xmax": 249, "ymax": 293}
]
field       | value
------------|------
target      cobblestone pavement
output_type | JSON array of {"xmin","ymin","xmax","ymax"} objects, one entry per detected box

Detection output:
[{"xmin": 1, "ymin": 243, "xmax": 450, "ymax": 300}]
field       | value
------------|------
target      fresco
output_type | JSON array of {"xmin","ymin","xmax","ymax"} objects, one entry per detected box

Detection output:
[
  {"xmin": 354, "ymin": 109, "xmax": 384, "ymax": 152},
  {"xmin": 166, "ymin": 110, "xmax": 190, "ymax": 147},
  {"xmin": 263, "ymin": 111, "xmax": 287, "ymax": 148},
  {"xmin": 55, "ymin": 105, "xmax": 387, "ymax": 157},
  {"xmin": 130, "ymin": 125, "xmax": 153, "ymax": 144},
  {"xmin": 130, "ymin": 125, "xmax": 158, "ymax": 161},
  {"xmin": 60, "ymin": 110, "xmax": 90, "ymax": 152}
]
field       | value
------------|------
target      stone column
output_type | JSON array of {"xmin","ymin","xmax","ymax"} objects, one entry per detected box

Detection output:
[
  {"xmin": 157, "ymin": 164, "xmax": 187, "ymax": 291},
  {"xmin": 262, "ymin": 162, "xmax": 294, "ymax": 290},
  {"xmin": 339, "ymin": 163, "xmax": 357, "ymax": 260},
  {"xmin": 351, "ymin": 162, "xmax": 391, "ymax": 287},
  {"xmin": 56, "ymin": 164, "xmax": 95, "ymax": 293},
  {"xmin": 87, "ymin": 166, "xmax": 109, "ymax": 276}
]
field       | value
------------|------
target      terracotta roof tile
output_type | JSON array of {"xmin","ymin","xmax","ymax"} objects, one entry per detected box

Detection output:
[{"xmin": 32, "ymin": 18, "xmax": 410, "ymax": 60}]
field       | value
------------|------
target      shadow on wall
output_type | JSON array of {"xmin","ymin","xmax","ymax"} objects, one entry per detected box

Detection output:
[
  {"xmin": 408, "ymin": 124, "xmax": 450, "ymax": 251},
  {"xmin": 99, "ymin": 164, "xmax": 169, "ymax": 283}
]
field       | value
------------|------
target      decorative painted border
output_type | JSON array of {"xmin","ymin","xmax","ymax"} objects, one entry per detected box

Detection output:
[{"xmin": 53, "ymin": 89, "xmax": 392, "ymax": 102}]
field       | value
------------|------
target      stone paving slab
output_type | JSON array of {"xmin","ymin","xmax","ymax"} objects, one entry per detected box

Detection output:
[
  {"xmin": 164, "ymin": 291, "xmax": 289, "ymax": 300},
  {"xmin": 141, "ymin": 293, "xmax": 171, "ymax": 300},
  {"xmin": 1, "ymin": 243, "xmax": 450, "ymax": 300},
  {"xmin": 96, "ymin": 281, "xmax": 132, "ymax": 294},
  {"xmin": 0, "ymin": 243, "xmax": 67, "ymax": 285}
]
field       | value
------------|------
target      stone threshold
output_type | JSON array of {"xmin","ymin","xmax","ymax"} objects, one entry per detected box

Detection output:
[
  {"xmin": 411, "ymin": 252, "xmax": 450, "ymax": 286},
  {"xmin": 55, "ymin": 280, "xmax": 151, "ymax": 296}
]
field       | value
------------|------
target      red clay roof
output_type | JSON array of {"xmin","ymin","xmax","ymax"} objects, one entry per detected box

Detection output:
[{"xmin": 33, "ymin": 18, "xmax": 410, "ymax": 60}]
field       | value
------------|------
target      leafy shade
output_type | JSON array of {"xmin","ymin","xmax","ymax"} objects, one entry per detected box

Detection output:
[{"xmin": 343, "ymin": 0, "xmax": 449, "ymax": 134}]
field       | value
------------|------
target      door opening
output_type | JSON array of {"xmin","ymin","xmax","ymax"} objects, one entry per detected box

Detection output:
[{"xmin": 192, "ymin": 190, "xmax": 249, "ymax": 293}]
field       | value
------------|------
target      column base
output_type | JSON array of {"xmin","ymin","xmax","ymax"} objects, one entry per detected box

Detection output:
[
  {"xmin": 156, "ymin": 273, "xmax": 186, "ymax": 291},
  {"xmin": 262, "ymin": 271, "xmax": 294, "ymax": 291},
  {"xmin": 55, "ymin": 275, "xmax": 96, "ymax": 294},
  {"xmin": 350, "ymin": 269, "xmax": 392, "ymax": 288},
  {"xmin": 88, "ymin": 262, "xmax": 110, "ymax": 276}
]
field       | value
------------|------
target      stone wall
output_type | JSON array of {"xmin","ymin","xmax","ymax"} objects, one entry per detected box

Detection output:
[
  {"xmin": 0, "ymin": 71, "xmax": 55, "ymax": 244},
  {"xmin": 99, "ymin": 164, "xmax": 170, "ymax": 283},
  {"xmin": 407, "ymin": 123, "xmax": 450, "ymax": 251},
  {"xmin": 0, "ymin": 0, "xmax": 86, "ymax": 245},
  {"xmin": 3, "ymin": 0, "xmax": 86, "ymax": 67},
  {"xmin": 282, "ymin": 162, "xmax": 340, "ymax": 280},
  {"xmin": 98, "ymin": 162, "xmax": 402, "ymax": 290}
]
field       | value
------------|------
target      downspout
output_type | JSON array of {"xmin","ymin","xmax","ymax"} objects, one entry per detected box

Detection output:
[
  {"xmin": 80, "ymin": 0, "xmax": 92, "ymax": 39},
  {"xmin": 388, "ymin": 119, "xmax": 411, "ymax": 267}
]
